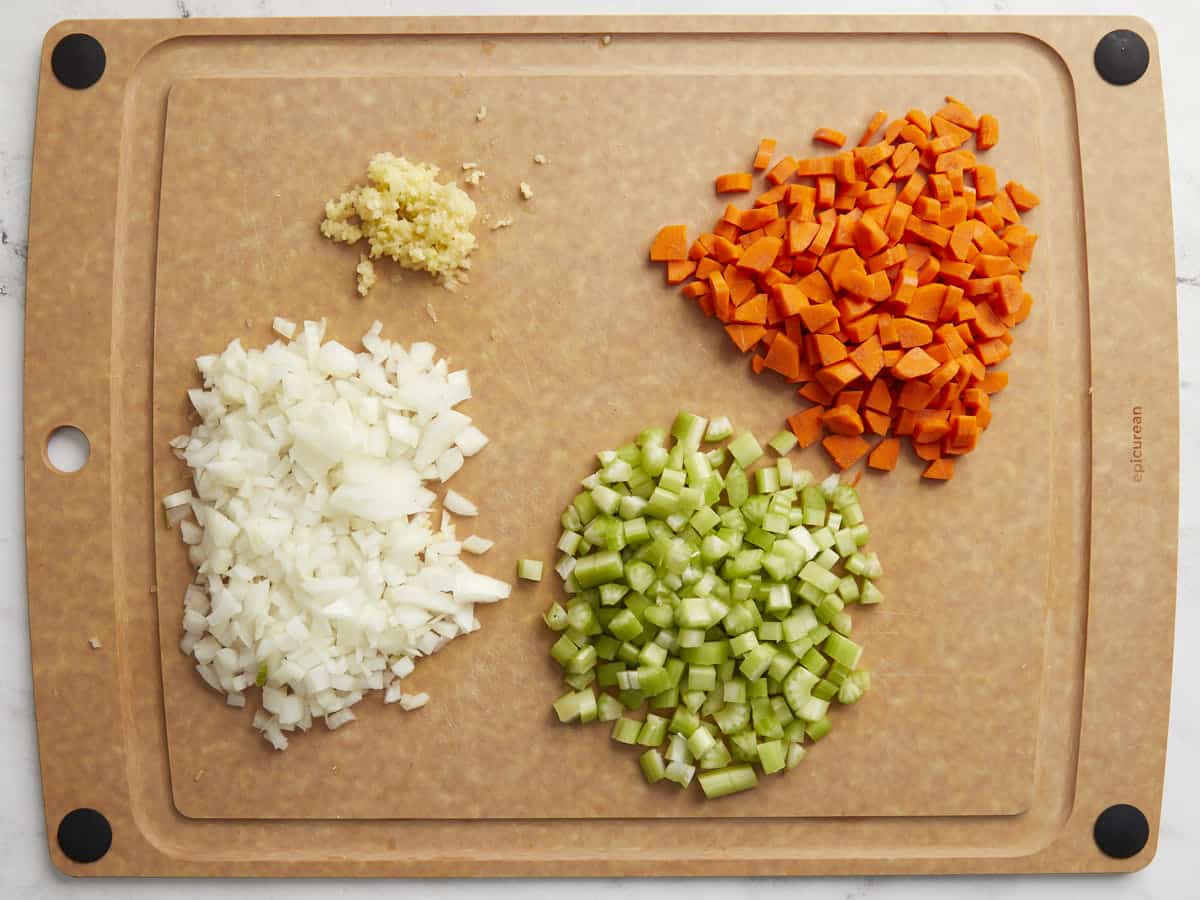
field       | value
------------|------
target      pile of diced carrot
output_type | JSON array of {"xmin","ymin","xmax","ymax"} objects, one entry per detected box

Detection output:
[{"xmin": 649, "ymin": 99, "xmax": 1039, "ymax": 481}]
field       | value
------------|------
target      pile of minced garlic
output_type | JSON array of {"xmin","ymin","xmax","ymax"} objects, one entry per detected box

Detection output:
[{"xmin": 321, "ymin": 153, "xmax": 477, "ymax": 296}]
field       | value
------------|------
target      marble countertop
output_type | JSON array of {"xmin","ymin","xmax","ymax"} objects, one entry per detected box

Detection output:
[{"xmin": 1, "ymin": 0, "xmax": 1195, "ymax": 896}]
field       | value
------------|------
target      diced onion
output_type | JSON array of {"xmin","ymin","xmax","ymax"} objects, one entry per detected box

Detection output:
[{"xmin": 167, "ymin": 318, "xmax": 507, "ymax": 748}]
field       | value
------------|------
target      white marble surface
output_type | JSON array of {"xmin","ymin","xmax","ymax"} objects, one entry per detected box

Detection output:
[{"xmin": 1, "ymin": 0, "xmax": 1195, "ymax": 895}]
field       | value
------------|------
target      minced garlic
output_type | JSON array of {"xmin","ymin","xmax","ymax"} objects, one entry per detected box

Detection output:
[{"xmin": 320, "ymin": 153, "xmax": 477, "ymax": 295}]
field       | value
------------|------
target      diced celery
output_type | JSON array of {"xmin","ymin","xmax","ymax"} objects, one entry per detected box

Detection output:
[
  {"xmin": 611, "ymin": 716, "xmax": 641, "ymax": 744},
  {"xmin": 637, "ymin": 713, "xmax": 669, "ymax": 746},
  {"xmin": 838, "ymin": 670, "xmax": 870, "ymax": 704},
  {"xmin": 740, "ymin": 644, "xmax": 777, "ymax": 681},
  {"xmin": 805, "ymin": 716, "xmax": 832, "ymax": 741},
  {"xmin": 640, "ymin": 748, "xmax": 667, "ymax": 783},
  {"xmin": 723, "ymin": 462, "xmax": 749, "ymax": 508},
  {"xmin": 860, "ymin": 580, "xmax": 884, "ymax": 605},
  {"xmin": 728, "ymin": 432, "xmax": 764, "ymax": 468},
  {"xmin": 757, "ymin": 739, "xmax": 786, "ymax": 774}
]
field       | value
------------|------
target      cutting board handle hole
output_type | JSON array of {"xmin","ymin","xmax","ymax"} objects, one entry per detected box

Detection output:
[{"xmin": 46, "ymin": 425, "xmax": 90, "ymax": 473}]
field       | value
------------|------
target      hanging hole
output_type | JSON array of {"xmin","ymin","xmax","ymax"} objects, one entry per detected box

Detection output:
[{"xmin": 46, "ymin": 426, "xmax": 90, "ymax": 473}]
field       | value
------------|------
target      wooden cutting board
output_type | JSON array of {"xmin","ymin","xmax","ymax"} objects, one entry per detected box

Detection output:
[{"xmin": 24, "ymin": 15, "xmax": 1178, "ymax": 876}]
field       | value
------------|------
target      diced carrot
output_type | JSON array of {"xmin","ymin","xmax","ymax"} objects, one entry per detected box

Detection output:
[
  {"xmin": 892, "ymin": 347, "xmax": 939, "ymax": 380},
  {"xmin": 928, "ymin": 359, "xmax": 961, "ymax": 391},
  {"xmin": 912, "ymin": 417, "xmax": 950, "ymax": 444},
  {"xmin": 922, "ymin": 458, "xmax": 955, "ymax": 480},
  {"xmin": 848, "ymin": 334, "xmax": 885, "ymax": 380},
  {"xmin": 926, "ymin": 343, "xmax": 952, "ymax": 365},
  {"xmin": 787, "ymin": 221, "xmax": 820, "ymax": 255},
  {"xmin": 893, "ymin": 317, "xmax": 933, "ymax": 349},
  {"xmin": 756, "ymin": 183, "xmax": 788, "ymax": 207},
  {"xmin": 815, "ymin": 360, "xmax": 863, "ymax": 394},
  {"xmin": 971, "ymin": 302, "xmax": 1008, "ymax": 340},
  {"xmin": 738, "ymin": 236, "xmax": 783, "ymax": 274},
  {"xmin": 975, "ymin": 338, "xmax": 1010, "ymax": 366},
  {"xmin": 868, "ymin": 245, "xmax": 908, "ymax": 274},
  {"xmin": 891, "ymin": 267, "xmax": 919, "ymax": 307},
  {"xmin": 753, "ymin": 138, "xmax": 777, "ymax": 171},
  {"xmin": 766, "ymin": 155, "xmax": 798, "ymax": 186},
  {"xmin": 957, "ymin": 352, "xmax": 986, "ymax": 382},
  {"xmin": 906, "ymin": 284, "xmax": 946, "ymax": 322},
  {"xmin": 822, "ymin": 434, "xmax": 872, "ymax": 470},
  {"xmin": 975, "ymin": 254, "xmax": 1018, "ymax": 277},
  {"xmin": 1006, "ymin": 181, "xmax": 1040, "ymax": 211},
  {"xmin": 858, "ymin": 110, "xmax": 888, "ymax": 146},
  {"xmin": 994, "ymin": 274, "xmax": 1024, "ymax": 316},
  {"xmin": 905, "ymin": 217, "xmax": 952, "ymax": 248},
  {"xmin": 762, "ymin": 332, "xmax": 802, "ymax": 380},
  {"xmin": 854, "ymin": 216, "xmax": 890, "ymax": 258},
  {"xmin": 904, "ymin": 108, "xmax": 931, "ymax": 133},
  {"xmin": 650, "ymin": 225, "xmax": 688, "ymax": 261},
  {"xmin": 808, "ymin": 217, "xmax": 836, "ymax": 257},
  {"xmin": 799, "ymin": 380, "xmax": 834, "ymax": 406},
  {"xmin": 844, "ymin": 314, "xmax": 879, "ymax": 343},
  {"xmin": 740, "ymin": 205, "xmax": 780, "ymax": 230},
  {"xmin": 709, "ymin": 271, "xmax": 731, "ymax": 319},
  {"xmin": 914, "ymin": 196, "xmax": 941, "ymax": 222},
  {"xmin": 945, "ymin": 414, "xmax": 978, "ymax": 454},
  {"xmin": 795, "ymin": 157, "xmax": 838, "ymax": 177},
  {"xmin": 814, "ymin": 127, "xmax": 848, "ymax": 147},
  {"xmin": 898, "ymin": 171, "xmax": 927, "ymax": 205},
  {"xmin": 934, "ymin": 322, "xmax": 967, "ymax": 356},
  {"xmin": 939, "ymin": 259, "xmax": 975, "ymax": 286},
  {"xmin": 715, "ymin": 173, "xmax": 754, "ymax": 193},
  {"xmin": 733, "ymin": 294, "xmax": 769, "ymax": 325},
  {"xmin": 991, "ymin": 188, "xmax": 1021, "ymax": 224},
  {"xmin": 976, "ymin": 114, "xmax": 998, "ymax": 150},
  {"xmin": 695, "ymin": 257, "xmax": 721, "ymax": 280},
  {"xmin": 650, "ymin": 100, "xmax": 1036, "ymax": 480},
  {"xmin": 937, "ymin": 99, "xmax": 979, "ymax": 131},
  {"xmin": 822, "ymin": 404, "xmax": 865, "ymax": 436},
  {"xmin": 877, "ymin": 312, "xmax": 899, "ymax": 347},
  {"xmin": 795, "ymin": 302, "xmax": 838, "ymax": 333},
  {"xmin": 725, "ymin": 323, "xmax": 766, "ymax": 352},
  {"xmin": 912, "ymin": 439, "xmax": 942, "ymax": 461},
  {"xmin": 787, "ymin": 405, "xmax": 825, "ymax": 448},
  {"xmin": 666, "ymin": 259, "xmax": 697, "ymax": 284},
  {"xmin": 867, "ymin": 437, "xmax": 900, "ymax": 470},
  {"xmin": 710, "ymin": 235, "xmax": 740, "ymax": 264},
  {"xmin": 863, "ymin": 408, "xmax": 892, "ymax": 436},
  {"xmin": 813, "ymin": 333, "xmax": 849, "ymax": 366},
  {"xmin": 973, "ymin": 164, "xmax": 998, "ymax": 199},
  {"xmin": 916, "ymin": 256, "xmax": 941, "ymax": 286},
  {"xmin": 771, "ymin": 283, "xmax": 809, "ymax": 318},
  {"xmin": 898, "ymin": 380, "xmax": 936, "ymax": 412},
  {"xmin": 1013, "ymin": 291, "xmax": 1034, "ymax": 324}
]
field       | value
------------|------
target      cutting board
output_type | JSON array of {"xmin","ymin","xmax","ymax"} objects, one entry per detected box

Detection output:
[{"xmin": 24, "ymin": 15, "xmax": 1178, "ymax": 876}]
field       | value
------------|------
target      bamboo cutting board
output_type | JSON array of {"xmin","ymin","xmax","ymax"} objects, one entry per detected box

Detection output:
[{"xmin": 24, "ymin": 16, "xmax": 1177, "ymax": 877}]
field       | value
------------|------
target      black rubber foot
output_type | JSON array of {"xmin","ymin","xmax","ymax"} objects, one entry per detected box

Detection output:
[
  {"xmin": 57, "ymin": 808, "xmax": 112, "ymax": 864},
  {"xmin": 51, "ymin": 33, "xmax": 106, "ymax": 90},
  {"xmin": 1094, "ymin": 29, "xmax": 1150, "ymax": 86},
  {"xmin": 1093, "ymin": 803, "xmax": 1149, "ymax": 859}
]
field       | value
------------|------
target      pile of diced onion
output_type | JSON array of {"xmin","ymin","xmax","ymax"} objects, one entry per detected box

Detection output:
[{"xmin": 163, "ymin": 317, "xmax": 510, "ymax": 749}]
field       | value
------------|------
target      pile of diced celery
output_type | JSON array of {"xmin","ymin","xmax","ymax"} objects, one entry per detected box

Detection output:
[{"xmin": 545, "ymin": 412, "xmax": 881, "ymax": 799}]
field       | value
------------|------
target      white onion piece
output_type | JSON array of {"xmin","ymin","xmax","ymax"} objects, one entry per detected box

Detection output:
[
  {"xmin": 444, "ymin": 490, "xmax": 478, "ymax": 517},
  {"xmin": 168, "ymin": 319, "xmax": 505, "ymax": 748},
  {"xmin": 462, "ymin": 535, "xmax": 494, "ymax": 555}
]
